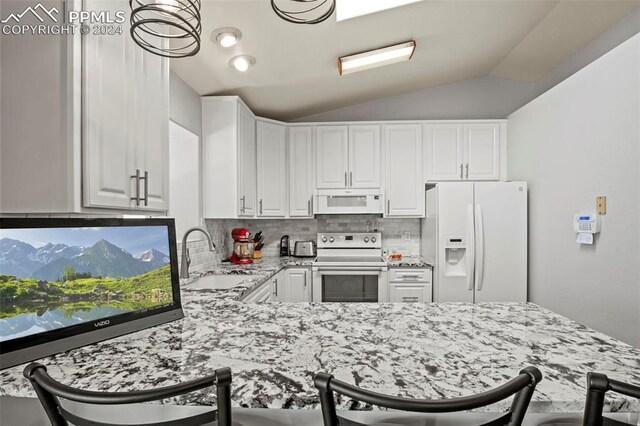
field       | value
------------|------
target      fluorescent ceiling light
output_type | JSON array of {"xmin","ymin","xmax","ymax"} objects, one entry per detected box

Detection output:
[
  {"xmin": 339, "ymin": 41, "xmax": 416, "ymax": 75},
  {"xmin": 336, "ymin": 0, "xmax": 423, "ymax": 21}
]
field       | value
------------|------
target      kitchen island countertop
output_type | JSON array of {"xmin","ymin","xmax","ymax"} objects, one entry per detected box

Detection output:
[{"xmin": 1, "ymin": 258, "xmax": 638, "ymax": 414}]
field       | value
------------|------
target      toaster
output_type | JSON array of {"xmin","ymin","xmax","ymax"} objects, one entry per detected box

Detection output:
[{"xmin": 293, "ymin": 241, "xmax": 316, "ymax": 258}]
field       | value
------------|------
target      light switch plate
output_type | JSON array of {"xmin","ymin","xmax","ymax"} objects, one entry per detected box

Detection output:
[{"xmin": 597, "ymin": 196, "xmax": 606, "ymax": 215}]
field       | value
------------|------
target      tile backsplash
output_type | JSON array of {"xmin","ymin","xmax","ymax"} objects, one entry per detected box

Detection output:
[{"xmin": 179, "ymin": 215, "xmax": 421, "ymax": 273}]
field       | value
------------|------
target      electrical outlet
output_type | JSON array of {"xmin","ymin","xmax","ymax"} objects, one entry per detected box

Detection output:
[{"xmin": 403, "ymin": 231, "xmax": 411, "ymax": 241}]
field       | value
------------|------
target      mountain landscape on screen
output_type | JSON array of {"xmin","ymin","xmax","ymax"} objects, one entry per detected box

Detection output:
[
  {"xmin": 0, "ymin": 238, "xmax": 168, "ymax": 281},
  {"xmin": 0, "ymin": 236, "xmax": 173, "ymax": 341}
]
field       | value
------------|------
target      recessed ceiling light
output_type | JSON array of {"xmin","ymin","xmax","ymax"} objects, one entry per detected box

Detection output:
[
  {"xmin": 211, "ymin": 27, "xmax": 242, "ymax": 48},
  {"xmin": 338, "ymin": 41, "xmax": 416, "ymax": 75},
  {"xmin": 229, "ymin": 55, "xmax": 256, "ymax": 72}
]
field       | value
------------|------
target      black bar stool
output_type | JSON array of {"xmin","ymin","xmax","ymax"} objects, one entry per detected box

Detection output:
[
  {"xmin": 314, "ymin": 366, "xmax": 543, "ymax": 426},
  {"xmin": 583, "ymin": 372, "xmax": 640, "ymax": 426},
  {"xmin": 23, "ymin": 362, "xmax": 233, "ymax": 426}
]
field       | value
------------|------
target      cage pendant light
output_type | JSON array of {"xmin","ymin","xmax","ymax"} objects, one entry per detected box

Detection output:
[
  {"xmin": 129, "ymin": 0, "xmax": 202, "ymax": 58},
  {"xmin": 271, "ymin": 0, "xmax": 335, "ymax": 24}
]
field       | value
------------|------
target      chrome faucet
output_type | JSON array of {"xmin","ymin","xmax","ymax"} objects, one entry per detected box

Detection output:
[{"xmin": 180, "ymin": 227, "xmax": 216, "ymax": 278}]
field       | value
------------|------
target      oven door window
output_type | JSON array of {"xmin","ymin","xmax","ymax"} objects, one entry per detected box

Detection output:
[{"xmin": 322, "ymin": 274, "xmax": 378, "ymax": 302}]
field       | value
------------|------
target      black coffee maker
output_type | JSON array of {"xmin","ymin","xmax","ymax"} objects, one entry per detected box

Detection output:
[{"xmin": 280, "ymin": 235, "xmax": 289, "ymax": 257}]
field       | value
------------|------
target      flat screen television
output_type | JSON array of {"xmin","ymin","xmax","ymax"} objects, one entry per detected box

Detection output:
[{"xmin": 0, "ymin": 218, "xmax": 184, "ymax": 369}]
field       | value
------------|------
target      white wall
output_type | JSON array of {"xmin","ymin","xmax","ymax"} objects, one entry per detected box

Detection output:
[
  {"xmin": 170, "ymin": 72, "xmax": 202, "ymax": 137},
  {"xmin": 507, "ymin": 34, "xmax": 640, "ymax": 347}
]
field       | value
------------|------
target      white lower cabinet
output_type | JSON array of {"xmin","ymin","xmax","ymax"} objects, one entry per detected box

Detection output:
[
  {"xmin": 284, "ymin": 268, "xmax": 312, "ymax": 302},
  {"xmin": 388, "ymin": 268, "xmax": 433, "ymax": 303},
  {"xmin": 242, "ymin": 280, "xmax": 272, "ymax": 303},
  {"xmin": 243, "ymin": 268, "xmax": 312, "ymax": 302}
]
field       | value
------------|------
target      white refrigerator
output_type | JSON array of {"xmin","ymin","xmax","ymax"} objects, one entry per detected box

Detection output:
[{"xmin": 421, "ymin": 182, "xmax": 527, "ymax": 303}]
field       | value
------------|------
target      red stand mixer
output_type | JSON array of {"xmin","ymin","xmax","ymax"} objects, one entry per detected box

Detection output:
[{"xmin": 230, "ymin": 228, "xmax": 254, "ymax": 264}]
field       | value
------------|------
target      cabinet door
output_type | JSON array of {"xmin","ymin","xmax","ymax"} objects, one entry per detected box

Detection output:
[
  {"xmin": 348, "ymin": 125, "xmax": 381, "ymax": 188},
  {"xmin": 257, "ymin": 121, "xmax": 287, "ymax": 217},
  {"xmin": 285, "ymin": 268, "xmax": 312, "ymax": 302},
  {"xmin": 135, "ymin": 41, "xmax": 170, "ymax": 211},
  {"xmin": 389, "ymin": 284, "xmax": 431, "ymax": 303},
  {"xmin": 463, "ymin": 124, "xmax": 499, "ymax": 181},
  {"xmin": 289, "ymin": 127, "xmax": 314, "ymax": 217},
  {"xmin": 271, "ymin": 271, "xmax": 285, "ymax": 302},
  {"xmin": 384, "ymin": 125, "xmax": 424, "ymax": 217},
  {"xmin": 238, "ymin": 104, "xmax": 256, "ymax": 216},
  {"xmin": 426, "ymin": 124, "xmax": 463, "ymax": 181},
  {"xmin": 82, "ymin": 0, "xmax": 135, "ymax": 209},
  {"xmin": 316, "ymin": 126, "xmax": 349, "ymax": 188}
]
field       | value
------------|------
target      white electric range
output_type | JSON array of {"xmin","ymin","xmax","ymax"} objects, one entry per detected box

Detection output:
[{"xmin": 312, "ymin": 232, "xmax": 388, "ymax": 302}]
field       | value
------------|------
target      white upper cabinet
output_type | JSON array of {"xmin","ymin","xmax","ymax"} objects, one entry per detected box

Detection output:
[
  {"xmin": 202, "ymin": 97, "xmax": 257, "ymax": 218},
  {"xmin": 257, "ymin": 121, "xmax": 287, "ymax": 217},
  {"xmin": 349, "ymin": 125, "xmax": 381, "ymax": 188},
  {"xmin": 316, "ymin": 126, "xmax": 349, "ymax": 188},
  {"xmin": 134, "ymin": 45, "xmax": 170, "ymax": 211},
  {"xmin": 289, "ymin": 127, "xmax": 314, "ymax": 217},
  {"xmin": 316, "ymin": 125, "xmax": 381, "ymax": 189},
  {"xmin": 464, "ymin": 123, "xmax": 500, "ymax": 180},
  {"xmin": 82, "ymin": 0, "xmax": 169, "ymax": 211},
  {"xmin": 384, "ymin": 124, "xmax": 424, "ymax": 217},
  {"xmin": 425, "ymin": 124, "xmax": 463, "ymax": 181},
  {"xmin": 426, "ymin": 122, "xmax": 501, "ymax": 182},
  {"xmin": 238, "ymin": 103, "xmax": 257, "ymax": 217}
]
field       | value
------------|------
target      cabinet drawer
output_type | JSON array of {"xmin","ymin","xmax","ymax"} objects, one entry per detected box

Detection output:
[
  {"xmin": 389, "ymin": 284, "xmax": 432, "ymax": 303},
  {"xmin": 389, "ymin": 268, "xmax": 431, "ymax": 283}
]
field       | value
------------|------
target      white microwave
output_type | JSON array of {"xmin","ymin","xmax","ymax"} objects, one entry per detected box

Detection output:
[{"xmin": 315, "ymin": 189, "xmax": 384, "ymax": 215}]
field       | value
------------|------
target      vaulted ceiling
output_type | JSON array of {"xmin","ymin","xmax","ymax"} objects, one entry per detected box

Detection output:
[{"xmin": 170, "ymin": 0, "xmax": 639, "ymax": 121}]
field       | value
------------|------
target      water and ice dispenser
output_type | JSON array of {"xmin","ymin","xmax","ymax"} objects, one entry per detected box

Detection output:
[{"xmin": 443, "ymin": 236, "xmax": 467, "ymax": 276}]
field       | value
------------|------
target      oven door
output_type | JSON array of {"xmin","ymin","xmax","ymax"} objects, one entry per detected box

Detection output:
[{"xmin": 312, "ymin": 268, "xmax": 388, "ymax": 302}]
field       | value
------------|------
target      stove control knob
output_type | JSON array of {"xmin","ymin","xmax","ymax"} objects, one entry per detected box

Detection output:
[
  {"xmin": 364, "ymin": 237, "xmax": 369, "ymax": 243},
  {"xmin": 322, "ymin": 236, "xmax": 327, "ymax": 243},
  {"xmin": 329, "ymin": 237, "xmax": 335, "ymax": 243},
  {"xmin": 371, "ymin": 236, "xmax": 377, "ymax": 243}
]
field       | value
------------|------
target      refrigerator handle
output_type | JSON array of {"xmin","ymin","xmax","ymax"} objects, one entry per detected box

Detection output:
[
  {"xmin": 467, "ymin": 204, "xmax": 475, "ymax": 291},
  {"xmin": 474, "ymin": 204, "xmax": 485, "ymax": 291}
]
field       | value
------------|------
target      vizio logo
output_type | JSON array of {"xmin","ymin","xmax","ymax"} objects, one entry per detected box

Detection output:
[
  {"xmin": 94, "ymin": 320, "xmax": 111, "ymax": 328},
  {"xmin": 0, "ymin": 3, "xmax": 59, "ymax": 24}
]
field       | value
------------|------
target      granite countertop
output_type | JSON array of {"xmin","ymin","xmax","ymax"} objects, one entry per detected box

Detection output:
[
  {"xmin": 385, "ymin": 255, "xmax": 433, "ymax": 268},
  {"xmin": 1, "ymin": 258, "xmax": 638, "ymax": 414}
]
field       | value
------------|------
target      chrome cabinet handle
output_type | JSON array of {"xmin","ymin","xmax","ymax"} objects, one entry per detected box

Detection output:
[
  {"xmin": 259, "ymin": 199, "xmax": 263, "ymax": 215},
  {"xmin": 465, "ymin": 163, "xmax": 469, "ymax": 179},
  {"xmin": 387, "ymin": 199, "xmax": 391, "ymax": 215},
  {"xmin": 130, "ymin": 169, "xmax": 141, "ymax": 206},
  {"xmin": 402, "ymin": 296, "xmax": 419, "ymax": 302},
  {"xmin": 460, "ymin": 164, "xmax": 463, "ymax": 179},
  {"xmin": 350, "ymin": 172, "xmax": 353, "ymax": 187},
  {"xmin": 344, "ymin": 172, "xmax": 347, "ymax": 187},
  {"xmin": 310, "ymin": 196, "xmax": 313, "ymax": 216},
  {"xmin": 308, "ymin": 199, "xmax": 311, "ymax": 215},
  {"xmin": 139, "ymin": 171, "xmax": 148, "ymax": 206},
  {"xmin": 273, "ymin": 279, "xmax": 278, "ymax": 297},
  {"xmin": 240, "ymin": 196, "xmax": 246, "ymax": 213},
  {"xmin": 304, "ymin": 270, "xmax": 307, "ymax": 287}
]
